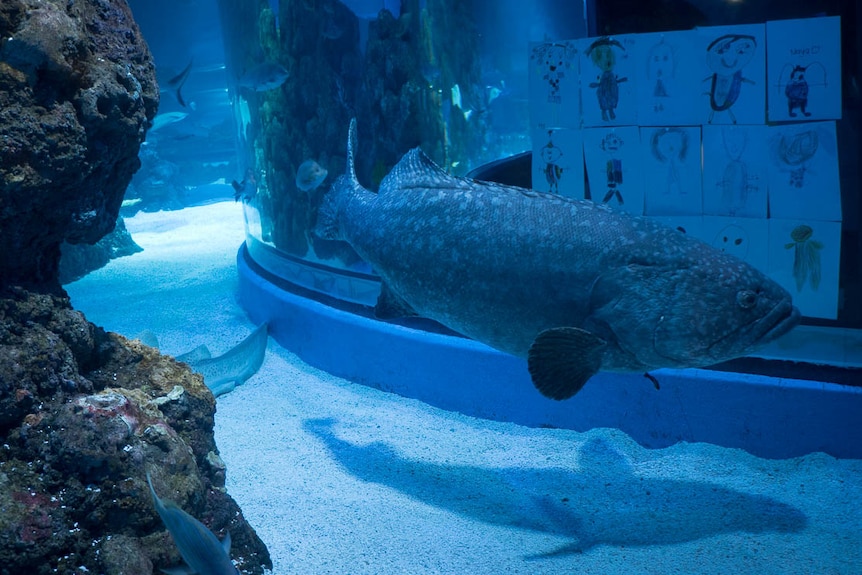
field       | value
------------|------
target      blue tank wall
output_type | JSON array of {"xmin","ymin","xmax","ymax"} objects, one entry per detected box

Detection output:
[{"xmin": 237, "ymin": 244, "xmax": 862, "ymax": 459}]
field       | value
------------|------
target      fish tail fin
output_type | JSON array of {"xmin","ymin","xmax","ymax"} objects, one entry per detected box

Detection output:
[
  {"xmin": 314, "ymin": 119, "xmax": 361, "ymax": 241},
  {"xmin": 145, "ymin": 471, "xmax": 165, "ymax": 514}
]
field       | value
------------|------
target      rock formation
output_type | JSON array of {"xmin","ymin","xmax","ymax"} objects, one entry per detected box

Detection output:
[
  {"xmin": 0, "ymin": 1, "xmax": 272, "ymax": 572},
  {"xmin": 0, "ymin": 0, "xmax": 156, "ymax": 289}
]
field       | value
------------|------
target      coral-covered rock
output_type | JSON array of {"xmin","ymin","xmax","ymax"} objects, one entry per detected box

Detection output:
[
  {"xmin": 0, "ymin": 288, "xmax": 272, "ymax": 574},
  {"xmin": 0, "ymin": 0, "xmax": 158, "ymax": 289}
]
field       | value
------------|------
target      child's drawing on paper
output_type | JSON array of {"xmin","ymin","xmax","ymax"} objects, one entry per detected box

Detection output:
[
  {"xmin": 642, "ymin": 126, "xmax": 702, "ymax": 216},
  {"xmin": 703, "ymin": 34, "xmax": 757, "ymax": 124},
  {"xmin": 600, "ymin": 132, "xmax": 625, "ymax": 206},
  {"xmin": 531, "ymin": 42, "xmax": 579, "ymax": 105},
  {"xmin": 583, "ymin": 126, "xmax": 643, "ymax": 214},
  {"xmin": 702, "ymin": 217, "xmax": 769, "ymax": 271},
  {"xmin": 766, "ymin": 17, "xmax": 842, "ymax": 122},
  {"xmin": 541, "ymin": 130, "xmax": 565, "ymax": 194},
  {"xmin": 648, "ymin": 39, "xmax": 674, "ymax": 99},
  {"xmin": 650, "ymin": 128, "xmax": 689, "ymax": 196},
  {"xmin": 767, "ymin": 121, "xmax": 840, "ymax": 221},
  {"xmin": 768, "ymin": 219, "xmax": 840, "ymax": 319},
  {"xmin": 702, "ymin": 125, "xmax": 766, "ymax": 218},
  {"xmin": 719, "ymin": 129, "xmax": 757, "ymax": 214},
  {"xmin": 531, "ymin": 127, "xmax": 584, "ymax": 199},
  {"xmin": 586, "ymin": 37, "xmax": 627, "ymax": 121},
  {"xmin": 774, "ymin": 128, "xmax": 819, "ymax": 188},
  {"xmin": 636, "ymin": 31, "xmax": 700, "ymax": 126},
  {"xmin": 779, "ymin": 63, "xmax": 827, "ymax": 118},
  {"xmin": 785, "ymin": 224, "xmax": 824, "ymax": 292}
]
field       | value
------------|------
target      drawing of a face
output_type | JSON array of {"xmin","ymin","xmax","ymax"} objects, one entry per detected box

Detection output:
[
  {"xmin": 590, "ymin": 45, "xmax": 616, "ymax": 72},
  {"xmin": 790, "ymin": 66, "xmax": 806, "ymax": 82},
  {"xmin": 544, "ymin": 45, "xmax": 566, "ymax": 74},
  {"xmin": 601, "ymin": 133, "xmax": 624, "ymax": 154},
  {"xmin": 651, "ymin": 128, "xmax": 688, "ymax": 163},
  {"xmin": 648, "ymin": 41, "xmax": 674, "ymax": 80},
  {"xmin": 722, "ymin": 128, "xmax": 748, "ymax": 159},
  {"xmin": 541, "ymin": 141, "xmax": 562, "ymax": 164},
  {"xmin": 707, "ymin": 35, "xmax": 756, "ymax": 73},
  {"xmin": 712, "ymin": 225, "xmax": 749, "ymax": 260}
]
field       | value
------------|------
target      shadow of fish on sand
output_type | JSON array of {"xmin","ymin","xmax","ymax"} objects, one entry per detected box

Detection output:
[{"xmin": 303, "ymin": 418, "xmax": 807, "ymax": 558}]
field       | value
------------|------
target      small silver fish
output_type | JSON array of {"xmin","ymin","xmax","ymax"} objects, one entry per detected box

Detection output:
[
  {"xmin": 296, "ymin": 160, "xmax": 329, "ymax": 192},
  {"xmin": 146, "ymin": 472, "xmax": 240, "ymax": 575},
  {"xmin": 238, "ymin": 61, "xmax": 290, "ymax": 92}
]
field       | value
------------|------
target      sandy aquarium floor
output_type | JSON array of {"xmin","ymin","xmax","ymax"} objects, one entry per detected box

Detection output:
[{"xmin": 67, "ymin": 202, "xmax": 862, "ymax": 575}]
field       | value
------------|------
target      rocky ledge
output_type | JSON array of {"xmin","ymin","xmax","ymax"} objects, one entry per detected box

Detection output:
[{"xmin": 0, "ymin": 288, "xmax": 272, "ymax": 574}]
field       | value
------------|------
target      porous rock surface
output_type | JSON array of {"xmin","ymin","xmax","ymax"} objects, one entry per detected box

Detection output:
[
  {"xmin": 0, "ymin": 0, "xmax": 157, "ymax": 288},
  {"xmin": 0, "ymin": 1, "xmax": 272, "ymax": 572},
  {"xmin": 0, "ymin": 288, "xmax": 272, "ymax": 574}
]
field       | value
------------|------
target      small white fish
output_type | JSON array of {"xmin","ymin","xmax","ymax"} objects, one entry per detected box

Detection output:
[{"xmin": 451, "ymin": 83, "xmax": 462, "ymax": 109}]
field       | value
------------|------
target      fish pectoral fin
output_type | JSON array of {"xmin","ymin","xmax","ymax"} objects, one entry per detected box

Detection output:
[
  {"xmin": 374, "ymin": 283, "xmax": 419, "ymax": 319},
  {"xmin": 222, "ymin": 530, "xmax": 232, "ymax": 553},
  {"xmin": 527, "ymin": 327, "xmax": 606, "ymax": 400}
]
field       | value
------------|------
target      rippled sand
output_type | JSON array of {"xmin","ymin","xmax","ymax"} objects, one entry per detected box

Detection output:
[{"xmin": 68, "ymin": 201, "xmax": 861, "ymax": 575}]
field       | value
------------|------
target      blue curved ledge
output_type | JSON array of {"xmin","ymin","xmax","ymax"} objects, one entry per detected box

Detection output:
[{"xmin": 237, "ymin": 243, "xmax": 862, "ymax": 460}]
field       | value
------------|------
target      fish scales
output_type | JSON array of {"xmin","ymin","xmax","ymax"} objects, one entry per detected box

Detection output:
[{"xmin": 316, "ymin": 120, "xmax": 800, "ymax": 399}]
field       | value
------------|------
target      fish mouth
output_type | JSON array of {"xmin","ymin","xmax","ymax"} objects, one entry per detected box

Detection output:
[{"xmin": 750, "ymin": 298, "xmax": 801, "ymax": 346}]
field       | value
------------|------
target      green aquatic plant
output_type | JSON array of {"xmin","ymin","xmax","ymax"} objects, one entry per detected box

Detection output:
[{"xmin": 784, "ymin": 224, "xmax": 823, "ymax": 291}]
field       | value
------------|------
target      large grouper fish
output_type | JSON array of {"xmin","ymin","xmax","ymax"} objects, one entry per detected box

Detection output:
[{"xmin": 315, "ymin": 119, "xmax": 801, "ymax": 400}]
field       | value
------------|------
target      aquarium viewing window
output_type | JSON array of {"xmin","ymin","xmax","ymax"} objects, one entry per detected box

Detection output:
[{"xmin": 225, "ymin": 0, "xmax": 860, "ymax": 372}]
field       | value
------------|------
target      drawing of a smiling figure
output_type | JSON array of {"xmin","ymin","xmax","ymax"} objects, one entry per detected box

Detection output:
[{"xmin": 704, "ymin": 34, "xmax": 757, "ymax": 124}]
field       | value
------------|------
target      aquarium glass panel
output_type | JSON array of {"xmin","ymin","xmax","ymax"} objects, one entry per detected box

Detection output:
[{"xmin": 218, "ymin": 0, "xmax": 587, "ymax": 303}]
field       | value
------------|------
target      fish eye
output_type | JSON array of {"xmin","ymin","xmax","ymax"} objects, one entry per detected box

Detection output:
[{"xmin": 736, "ymin": 290, "xmax": 758, "ymax": 309}]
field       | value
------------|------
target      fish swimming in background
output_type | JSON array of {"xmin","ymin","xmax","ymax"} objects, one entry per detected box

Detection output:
[
  {"xmin": 238, "ymin": 61, "xmax": 290, "ymax": 92},
  {"xmin": 296, "ymin": 160, "xmax": 329, "ymax": 192},
  {"xmin": 162, "ymin": 60, "xmax": 193, "ymax": 108},
  {"xmin": 146, "ymin": 472, "xmax": 240, "ymax": 575},
  {"xmin": 149, "ymin": 112, "xmax": 189, "ymax": 133},
  {"xmin": 232, "ymin": 169, "xmax": 258, "ymax": 203},
  {"xmin": 315, "ymin": 120, "xmax": 801, "ymax": 400}
]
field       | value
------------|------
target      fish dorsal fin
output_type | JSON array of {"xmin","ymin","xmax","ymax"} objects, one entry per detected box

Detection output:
[
  {"xmin": 527, "ymin": 327, "xmax": 606, "ymax": 400},
  {"xmin": 221, "ymin": 530, "xmax": 232, "ymax": 553},
  {"xmin": 379, "ymin": 148, "xmax": 456, "ymax": 194},
  {"xmin": 346, "ymin": 117, "xmax": 359, "ymax": 187},
  {"xmin": 374, "ymin": 282, "xmax": 419, "ymax": 319}
]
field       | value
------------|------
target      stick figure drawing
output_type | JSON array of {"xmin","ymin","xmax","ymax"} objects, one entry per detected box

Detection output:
[
  {"xmin": 703, "ymin": 34, "xmax": 757, "ymax": 124},
  {"xmin": 587, "ymin": 37, "xmax": 627, "ymax": 121}
]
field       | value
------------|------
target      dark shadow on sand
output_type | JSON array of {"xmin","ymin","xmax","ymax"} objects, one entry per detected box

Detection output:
[{"xmin": 303, "ymin": 418, "xmax": 807, "ymax": 557}]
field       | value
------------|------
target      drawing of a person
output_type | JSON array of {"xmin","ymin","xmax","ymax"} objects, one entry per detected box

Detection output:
[
  {"xmin": 648, "ymin": 38, "xmax": 675, "ymax": 100},
  {"xmin": 541, "ymin": 132, "xmax": 564, "ymax": 194},
  {"xmin": 704, "ymin": 34, "xmax": 757, "ymax": 124},
  {"xmin": 600, "ymin": 132, "xmax": 625, "ymax": 205},
  {"xmin": 718, "ymin": 128, "xmax": 756, "ymax": 215},
  {"xmin": 651, "ymin": 128, "xmax": 688, "ymax": 196},
  {"xmin": 784, "ymin": 65, "xmax": 812, "ymax": 117},
  {"xmin": 587, "ymin": 37, "xmax": 627, "ymax": 121}
]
